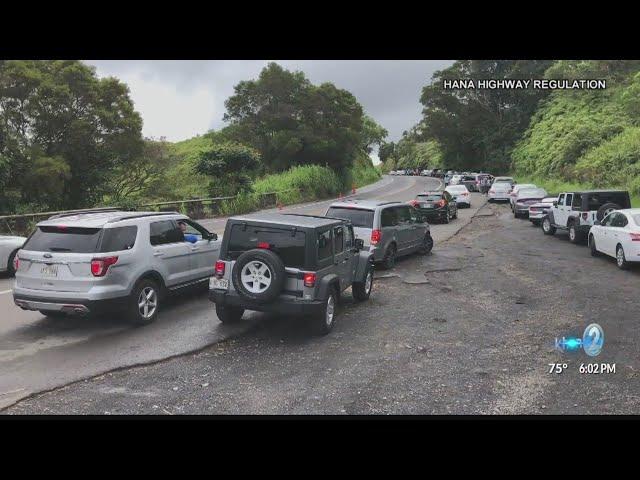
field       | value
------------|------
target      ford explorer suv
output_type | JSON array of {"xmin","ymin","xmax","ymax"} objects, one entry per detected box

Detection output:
[
  {"xmin": 325, "ymin": 200, "xmax": 433, "ymax": 269},
  {"xmin": 541, "ymin": 190, "xmax": 632, "ymax": 244},
  {"xmin": 13, "ymin": 210, "xmax": 219, "ymax": 324},
  {"xmin": 209, "ymin": 213, "xmax": 374, "ymax": 335}
]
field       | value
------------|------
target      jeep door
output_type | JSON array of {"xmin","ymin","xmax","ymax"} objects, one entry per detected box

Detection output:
[
  {"xmin": 553, "ymin": 194, "xmax": 568, "ymax": 226},
  {"xmin": 332, "ymin": 224, "xmax": 355, "ymax": 289},
  {"xmin": 149, "ymin": 220, "xmax": 192, "ymax": 287}
]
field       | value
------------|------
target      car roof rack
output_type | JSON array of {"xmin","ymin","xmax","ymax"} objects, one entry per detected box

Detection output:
[
  {"xmin": 48, "ymin": 207, "xmax": 124, "ymax": 220},
  {"xmin": 106, "ymin": 211, "xmax": 182, "ymax": 223}
]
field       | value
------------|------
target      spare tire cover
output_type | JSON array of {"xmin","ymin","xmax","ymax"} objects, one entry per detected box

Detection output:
[
  {"xmin": 232, "ymin": 249, "xmax": 286, "ymax": 303},
  {"xmin": 596, "ymin": 202, "xmax": 622, "ymax": 221}
]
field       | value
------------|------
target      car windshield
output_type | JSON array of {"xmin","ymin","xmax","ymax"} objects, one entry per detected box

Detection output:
[
  {"xmin": 227, "ymin": 224, "xmax": 307, "ymax": 268},
  {"xmin": 325, "ymin": 207, "xmax": 374, "ymax": 228},
  {"xmin": 447, "ymin": 187, "xmax": 467, "ymax": 193},
  {"xmin": 416, "ymin": 194, "xmax": 442, "ymax": 201},
  {"xmin": 494, "ymin": 178, "xmax": 513, "ymax": 183},
  {"xmin": 516, "ymin": 184, "xmax": 536, "ymax": 190},
  {"xmin": 518, "ymin": 189, "xmax": 546, "ymax": 198}
]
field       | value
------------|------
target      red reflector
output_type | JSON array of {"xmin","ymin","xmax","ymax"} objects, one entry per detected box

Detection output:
[
  {"xmin": 371, "ymin": 229, "xmax": 381, "ymax": 245},
  {"xmin": 13, "ymin": 255, "xmax": 19, "ymax": 271},
  {"xmin": 90, "ymin": 256, "xmax": 118, "ymax": 277},
  {"xmin": 215, "ymin": 260, "xmax": 226, "ymax": 278},
  {"xmin": 436, "ymin": 200, "xmax": 446, "ymax": 207},
  {"xmin": 410, "ymin": 200, "xmax": 419, "ymax": 207},
  {"xmin": 257, "ymin": 242, "xmax": 270, "ymax": 249},
  {"xmin": 57, "ymin": 225, "xmax": 68, "ymax": 230},
  {"xmin": 630, "ymin": 233, "xmax": 640, "ymax": 242},
  {"xmin": 303, "ymin": 272, "xmax": 316, "ymax": 288}
]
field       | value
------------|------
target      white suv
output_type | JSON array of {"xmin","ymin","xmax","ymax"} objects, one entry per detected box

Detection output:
[{"xmin": 13, "ymin": 210, "xmax": 220, "ymax": 324}]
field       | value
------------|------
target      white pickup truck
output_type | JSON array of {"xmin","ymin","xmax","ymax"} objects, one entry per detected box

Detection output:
[{"xmin": 541, "ymin": 190, "xmax": 631, "ymax": 244}]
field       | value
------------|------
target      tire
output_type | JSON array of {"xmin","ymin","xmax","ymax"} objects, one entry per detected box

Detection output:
[
  {"xmin": 312, "ymin": 287, "xmax": 338, "ymax": 335},
  {"xmin": 128, "ymin": 279, "xmax": 160, "ymax": 325},
  {"xmin": 616, "ymin": 245, "xmax": 630, "ymax": 270},
  {"xmin": 442, "ymin": 209, "xmax": 450, "ymax": 224},
  {"xmin": 568, "ymin": 222, "xmax": 581, "ymax": 244},
  {"xmin": 382, "ymin": 243, "xmax": 397, "ymax": 269},
  {"xmin": 452, "ymin": 208, "xmax": 458, "ymax": 219},
  {"xmin": 216, "ymin": 304, "xmax": 244, "ymax": 324},
  {"xmin": 542, "ymin": 217, "xmax": 556, "ymax": 235},
  {"xmin": 352, "ymin": 266, "xmax": 374, "ymax": 301},
  {"xmin": 7, "ymin": 249, "xmax": 18, "ymax": 276},
  {"xmin": 418, "ymin": 234, "xmax": 434, "ymax": 255},
  {"xmin": 589, "ymin": 235, "xmax": 600, "ymax": 257},
  {"xmin": 39, "ymin": 310, "xmax": 67, "ymax": 318},
  {"xmin": 232, "ymin": 249, "xmax": 286, "ymax": 303},
  {"xmin": 597, "ymin": 202, "xmax": 622, "ymax": 222},
  {"xmin": 514, "ymin": 210, "xmax": 520, "ymax": 219}
]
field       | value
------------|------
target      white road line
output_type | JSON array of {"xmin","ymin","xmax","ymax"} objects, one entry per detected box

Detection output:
[{"xmin": 0, "ymin": 289, "xmax": 12, "ymax": 295}]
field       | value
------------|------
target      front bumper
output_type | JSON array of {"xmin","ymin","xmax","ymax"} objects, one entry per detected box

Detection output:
[
  {"xmin": 210, "ymin": 289, "xmax": 325, "ymax": 316},
  {"xmin": 13, "ymin": 293, "xmax": 127, "ymax": 315}
]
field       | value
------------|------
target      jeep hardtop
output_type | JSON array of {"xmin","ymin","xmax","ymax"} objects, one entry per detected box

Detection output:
[
  {"xmin": 541, "ymin": 190, "xmax": 631, "ymax": 243},
  {"xmin": 209, "ymin": 212, "xmax": 374, "ymax": 335}
]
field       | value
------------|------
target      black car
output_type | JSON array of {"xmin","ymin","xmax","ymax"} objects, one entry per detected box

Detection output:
[{"xmin": 411, "ymin": 191, "xmax": 458, "ymax": 224}]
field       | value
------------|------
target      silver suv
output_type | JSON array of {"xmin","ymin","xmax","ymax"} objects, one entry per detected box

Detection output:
[
  {"xmin": 325, "ymin": 200, "xmax": 433, "ymax": 269},
  {"xmin": 13, "ymin": 210, "xmax": 220, "ymax": 324}
]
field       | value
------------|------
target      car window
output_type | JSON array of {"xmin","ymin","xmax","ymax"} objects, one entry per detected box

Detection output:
[
  {"xmin": 416, "ymin": 194, "xmax": 442, "ymax": 201},
  {"xmin": 99, "ymin": 226, "xmax": 137, "ymax": 252},
  {"xmin": 150, "ymin": 220, "xmax": 184, "ymax": 246},
  {"xmin": 227, "ymin": 225, "xmax": 306, "ymax": 268},
  {"xmin": 333, "ymin": 226, "xmax": 344, "ymax": 254},
  {"xmin": 326, "ymin": 207, "xmax": 374, "ymax": 228},
  {"xmin": 396, "ymin": 206, "xmax": 412, "ymax": 224},
  {"xmin": 443, "ymin": 192, "xmax": 452, "ymax": 201},
  {"xmin": 565, "ymin": 194, "xmax": 573, "ymax": 207},
  {"xmin": 317, "ymin": 229, "xmax": 332, "ymax": 260},
  {"xmin": 611, "ymin": 213, "xmax": 628, "ymax": 228},
  {"xmin": 179, "ymin": 219, "xmax": 210, "ymax": 237},
  {"xmin": 381, "ymin": 208, "xmax": 398, "ymax": 227},
  {"xmin": 558, "ymin": 194, "xmax": 565, "ymax": 206},
  {"xmin": 345, "ymin": 225, "xmax": 354, "ymax": 249},
  {"xmin": 601, "ymin": 213, "xmax": 615, "ymax": 227},
  {"xmin": 23, "ymin": 226, "xmax": 103, "ymax": 253}
]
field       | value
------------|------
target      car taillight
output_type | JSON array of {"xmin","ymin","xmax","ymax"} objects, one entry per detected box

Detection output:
[
  {"xmin": 371, "ymin": 229, "xmax": 381, "ymax": 245},
  {"xmin": 582, "ymin": 212, "xmax": 588, "ymax": 220},
  {"xmin": 462, "ymin": 192, "xmax": 469, "ymax": 196},
  {"xmin": 13, "ymin": 255, "xmax": 19, "ymax": 271},
  {"xmin": 410, "ymin": 200, "xmax": 419, "ymax": 207},
  {"xmin": 215, "ymin": 260, "xmax": 226, "ymax": 278},
  {"xmin": 489, "ymin": 189, "xmax": 495, "ymax": 194},
  {"xmin": 257, "ymin": 242, "xmax": 270, "ymax": 249},
  {"xmin": 630, "ymin": 233, "xmax": 640, "ymax": 242},
  {"xmin": 303, "ymin": 272, "xmax": 316, "ymax": 288},
  {"xmin": 90, "ymin": 256, "xmax": 118, "ymax": 277},
  {"xmin": 436, "ymin": 200, "xmax": 446, "ymax": 207}
]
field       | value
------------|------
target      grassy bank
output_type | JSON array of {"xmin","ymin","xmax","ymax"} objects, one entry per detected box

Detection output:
[{"xmin": 514, "ymin": 175, "xmax": 640, "ymax": 208}]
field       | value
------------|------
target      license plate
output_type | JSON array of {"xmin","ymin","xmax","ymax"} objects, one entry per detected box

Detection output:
[
  {"xmin": 40, "ymin": 264, "xmax": 58, "ymax": 277},
  {"xmin": 209, "ymin": 277, "xmax": 229, "ymax": 290}
]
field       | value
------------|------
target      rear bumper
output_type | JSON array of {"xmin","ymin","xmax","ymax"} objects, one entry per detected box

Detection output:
[
  {"xmin": 417, "ymin": 208, "xmax": 447, "ymax": 221},
  {"xmin": 13, "ymin": 293, "xmax": 128, "ymax": 315},
  {"xmin": 210, "ymin": 289, "xmax": 325, "ymax": 316}
]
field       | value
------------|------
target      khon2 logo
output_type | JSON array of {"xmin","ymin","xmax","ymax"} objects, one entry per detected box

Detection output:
[{"xmin": 555, "ymin": 323, "xmax": 604, "ymax": 357}]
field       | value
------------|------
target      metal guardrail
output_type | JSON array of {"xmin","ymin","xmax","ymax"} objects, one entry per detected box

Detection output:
[{"xmin": 0, "ymin": 188, "xmax": 300, "ymax": 236}]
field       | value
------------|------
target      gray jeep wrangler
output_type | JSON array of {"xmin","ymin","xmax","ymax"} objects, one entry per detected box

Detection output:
[{"xmin": 209, "ymin": 213, "xmax": 374, "ymax": 335}]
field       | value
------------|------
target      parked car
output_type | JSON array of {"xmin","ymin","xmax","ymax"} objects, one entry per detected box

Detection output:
[
  {"xmin": 411, "ymin": 191, "xmax": 458, "ymax": 224},
  {"xmin": 542, "ymin": 190, "xmax": 632, "ymax": 244},
  {"xmin": 0, "ymin": 235, "xmax": 26, "ymax": 277},
  {"xmin": 13, "ymin": 210, "xmax": 220, "ymax": 324},
  {"xmin": 528, "ymin": 196, "xmax": 557, "ymax": 226},
  {"xmin": 488, "ymin": 180, "xmax": 514, "ymax": 202},
  {"xmin": 513, "ymin": 188, "xmax": 548, "ymax": 218},
  {"xmin": 325, "ymin": 200, "xmax": 433, "ymax": 270},
  {"xmin": 421, "ymin": 169, "xmax": 431, "ymax": 176},
  {"xmin": 588, "ymin": 209, "xmax": 640, "ymax": 269},
  {"xmin": 461, "ymin": 175, "xmax": 479, "ymax": 192},
  {"xmin": 445, "ymin": 185, "xmax": 471, "ymax": 208},
  {"xmin": 444, "ymin": 173, "xmax": 453, "ymax": 185},
  {"xmin": 492, "ymin": 176, "xmax": 515, "ymax": 186},
  {"xmin": 449, "ymin": 174, "xmax": 463, "ymax": 186},
  {"xmin": 209, "ymin": 213, "xmax": 374, "ymax": 335},
  {"xmin": 509, "ymin": 184, "xmax": 537, "ymax": 210}
]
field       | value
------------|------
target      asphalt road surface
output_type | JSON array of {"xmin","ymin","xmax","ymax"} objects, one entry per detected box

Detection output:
[
  {"xmin": 7, "ymin": 192, "xmax": 640, "ymax": 414},
  {"xmin": 1, "ymin": 174, "xmax": 482, "ymax": 410}
]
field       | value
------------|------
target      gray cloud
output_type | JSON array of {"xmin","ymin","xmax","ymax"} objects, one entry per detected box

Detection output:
[{"xmin": 87, "ymin": 60, "xmax": 453, "ymax": 143}]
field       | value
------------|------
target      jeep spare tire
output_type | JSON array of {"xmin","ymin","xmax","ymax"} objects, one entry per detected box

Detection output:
[
  {"xmin": 232, "ymin": 249, "xmax": 286, "ymax": 303},
  {"xmin": 596, "ymin": 202, "xmax": 622, "ymax": 221}
]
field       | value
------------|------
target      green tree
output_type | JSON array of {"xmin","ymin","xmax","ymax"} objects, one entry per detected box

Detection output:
[
  {"xmin": 194, "ymin": 141, "xmax": 261, "ymax": 196},
  {"xmin": 361, "ymin": 116, "xmax": 388, "ymax": 154},
  {"xmin": 0, "ymin": 60, "xmax": 143, "ymax": 210}
]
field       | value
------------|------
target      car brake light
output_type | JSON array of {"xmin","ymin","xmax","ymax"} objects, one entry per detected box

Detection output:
[
  {"xmin": 90, "ymin": 256, "xmax": 118, "ymax": 277},
  {"xmin": 13, "ymin": 255, "xmax": 19, "ymax": 271},
  {"xmin": 303, "ymin": 272, "xmax": 316, "ymax": 288},
  {"xmin": 630, "ymin": 233, "xmax": 640, "ymax": 242},
  {"xmin": 410, "ymin": 200, "xmax": 419, "ymax": 207},
  {"xmin": 257, "ymin": 242, "xmax": 270, "ymax": 249},
  {"xmin": 582, "ymin": 212, "xmax": 588, "ymax": 220},
  {"xmin": 436, "ymin": 199, "xmax": 446, "ymax": 207},
  {"xmin": 215, "ymin": 260, "xmax": 226, "ymax": 278},
  {"xmin": 371, "ymin": 229, "xmax": 381, "ymax": 245}
]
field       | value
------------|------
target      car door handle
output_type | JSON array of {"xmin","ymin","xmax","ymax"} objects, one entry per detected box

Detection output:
[{"xmin": 153, "ymin": 251, "xmax": 164, "ymax": 257}]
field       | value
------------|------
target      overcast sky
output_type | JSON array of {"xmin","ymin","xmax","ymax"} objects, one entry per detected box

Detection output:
[{"xmin": 87, "ymin": 60, "xmax": 453, "ymax": 147}]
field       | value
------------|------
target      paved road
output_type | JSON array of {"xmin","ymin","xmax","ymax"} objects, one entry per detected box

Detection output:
[
  {"xmin": 0, "ymin": 174, "xmax": 478, "ymax": 409},
  {"xmin": 7, "ymin": 199, "xmax": 639, "ymax": 415}
]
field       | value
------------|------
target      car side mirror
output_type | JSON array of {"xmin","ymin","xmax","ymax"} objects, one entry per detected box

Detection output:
[
  {"xmin": 206, "ymin": 232, "xmax": 218, "ymax": 241},
  {"xmin": 553, "ymin": 201, "xmax": 558, "ymax": 206},
  {"xmin": 354, "ymin": 238, "xmax": 365, "ymax": 250},
  {"xmin": 594, "ymin": 220, "xmax": 601, "ymax": 226}
]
